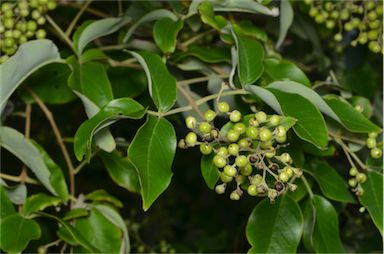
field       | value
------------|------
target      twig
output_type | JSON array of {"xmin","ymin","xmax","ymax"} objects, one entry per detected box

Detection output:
[
  {"xmin": 0, "ymin": 173, "xmax": 40, "ymax": 185},
  {"xmin": 177, "ymin": 85, "xmax": 204, "ymax": 118},
  {"xmin": 74, "ymin": 150, "xmax": 98, "ymax": 174},
  {"xmin": 46, "ymin": 15, "xmax": 75, "ymax": 52},
  {"xmin": 301, "ymin": 175, "xmax": 314, "ymax": 198},
  {"xmin": 66, "ymin": 2, "xmax": 109, "ymax": 18},
  {"xmin": 177, "ymin": 74, "xmax": 228, "ymax": 86},
  {"xmin": 65, "ymin": 0, "xmax": 92, "ymax": 37}
]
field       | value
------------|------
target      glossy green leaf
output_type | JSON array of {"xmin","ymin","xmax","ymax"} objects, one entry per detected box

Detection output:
[
  {"xmin": 74, "ymin": 98, "xmax": 146, "ymax": 161},
  {"xmin": 123, "ymin": 9, "xmax": 178, "ymax": 43},
  {"xmin": 233, "ymin": 21, "xmax": 267, "ymax": 42},
  {"xmin": 0, "ymin": 127, "xmax": 56, "ymax": 195},
  {"xmin": 74, "ymin": 17, "xmax": 131, "ymax": 54},
  {"xmin": 323, "ymin": 95, "xmax": 381, "ymax": 133},
  {"xmin": 264, "ymin": 59, "xmax": 310, "ymax": 87},
  {"xmin": 23, "ymin": 193, "xmax": 62, "ymax": 216},
  {"xmin": 153, "ymin": 17, "xmax": 183, "ymax": 53},
  {"xmin": 301, "ymin": 141, "xmax": 336, "ymax": 157},
  {"xmin": 198, "ymin": 1, "xmax": 227, "ymax": 30},
  {"xmin": 233, "ymin": 32, "xmax": 265, "ymax": 86},
  {"xmin": 303, "ymin": 195, "xmax": 345, "ymax": 253},
  {"xmin": 63, "ymin": 208, "xmax": 89, "ymax": 221},
  {"xmin": 246, "ymin": 195, "xmax": 303, "ymax": 253},
  {"xmin": 85, "ymin": 189, "xmax": 123, "ymax": 208},
  {"xmin": 287, "ymin": 177, "xmax": 311, "ymax": 202},
  {"xmin": 246, "ymin": 85, "xmax": 282, "ymax": 113},
  {"xmin": 0, "ymin": 39, "xmax": 62, "ymax": 113},
  {"xmin": 0, "ymin": 186, "xmax": 16, "ymax": 220},
  {"xmin": 80, "ymin": 48, "xmax": 107, "ymax": 63},
  {"xmin": 128, "ymin": 115, "xmax": 176, "ymax": 211},
  {"xmin": 174, "ymin": 46, "xmax": 231, "ymax": 63},
  {"xmin": 359, "ymin": 171, "xmax": 383, "ymax": 235},
  {"xmin": 0, "ymin": 214, "xmax": 41, "ymax": 253},
  {"xmin": 276, "ymin": 0, "xmax": 293, "ymax": 49},
  {"xmin": 74, "ymin": 207, "xmax": 122, "ymax": 253},
  {"xmin": 5, "ymin": 183, "xmax": 27, "ymax": 205},
  {"xmin": 108, "ymin": 67, "xmax": 147, "ymax": 98},
  {"xmin": 349, "ymin": 96, "xmax": 373, "ymax": 118},
  {"xmin": 201, "ymin": 154, "xmax": 220, "ymax": 190},
  {"xmin": 19, "ymin": 63, "xmax": 75, "ymax": 104},
  {"xmin": 307, "ymin": 161, "xmax": 356, "ymax": 203},
  {"xmin": 128, "ymin": 51, "xmax": 177, "ymax": 112},
  {"xmin": 269, "ymin": 89, "xmax": 328, "ymax": 149}
]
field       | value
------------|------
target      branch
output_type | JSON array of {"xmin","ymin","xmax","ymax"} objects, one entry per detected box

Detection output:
[{"xmin": 65, "ymin": 0, "xmax": 92, "ymax": 37}]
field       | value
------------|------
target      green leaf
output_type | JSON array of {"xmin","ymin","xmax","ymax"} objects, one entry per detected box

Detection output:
[
  {"xmin": 233, "ymin": 32, "xmax": 265, "ymax": 86},
  {"xmin": 0, "ymin": 39, "xmax": 62, "ymax": 113},
  {"xmin": 287, "ymin": 177, "xmax": 311, "ymax": 202},
  {"xmin": 0, "ymin": 186, "xmax": 16, "ymax": 221},
  {"xmin": 80, "ymin": 48, "xmax": 107, "ymax": 63},
  {"xmin": 153, "ymin": 17, "xmax": 183, "ymax": 53},
  {"xmin": 23, "ymin": 193, "xmax": 62, "ymax": 216},
  {"xmin": 246, "ymin": 85, "xmax": 282, "ymax": 113},
  {"xmin": 264, "ymin": 59, "xmax": 310, "ymax": 87},
  {"xmin": 198, "ymin": 1, "xmax": 228, "ymax": 30},
  {"xmin": 0, "ymin": 214, "xmax": 41, "ymax": 253},
  {"xmin": 174, "ymin": 46, "xmax": 231, "ymax": 63},
  {"xmin": 359, "ymin": 171, "xmax": 383, "ymax": 235},
  {"xmin": 323, "ymin": 95, "xmax": 381, "ymax": 133},
  {"xmin": 201, "ymin": 154, "xmax": 220, "ymax": 190},
  {"xmin": 63, "ymin": 208, "xmax": 89, "ymax": 221},
  {"xmin": 307, "ymin": 161, "xmax": 356, "ymax": 203},
  {"xmin": 128, "ymin": 51, "xmax": 177, "ymax": 112},
  {"xmin": 108, "ymin": 67, "xmax": 147, "ymax": 98},
  {"xmin": 99, "ymin": 151, "xmax": 140, "ymax": 193},
  {"xmin": 276, "ymin": 0, "xmax": 293, "ymax": 49},
  {"xmin": 31, "ymin": 141, "xmax": 69, "ymax": 200},
  {"xmin": 74, "ymin": 98, "xmax": 146, "ymax": 161},
  {"xmin": 85, "ymin": 190, "xmax": 123, "ymax": 208},
  {"xmin": 246, "ymin": 195, "xmax": 303, "ymax": 253},
  {"xmin": 232, "ymin": 21, "xmax": 267, "ymax": 42},
  {"xmin": 18, "ymin": 63, "xmax": 75, "ymax": 104},
  {"xmin": 0, "ymin": 127, "xmax": 57, "ymax": 195},
  {"xmin": 123, "ymin": 9, "xmax": 178, "ymax": 43},
  {"xmin": 5, "ymin": 183, "xmax": 27, "ymax": 205},
  {"xmin": 128, "ymin": 115, "xmax": 176, "ymax": 211},
  {"xmin": 269, "ymin": 89, "xmax": 328, "ymax": 149},
  {"xmin": 74, "ymin": 17, "xmax": 131, "ymax": 54},
  {"xmin": 302, "ymin": 195, "xmax": 345, "ymax": 253},
  {"xmin": 349, "ymin": 95, "xmax": 373, "ymax": 118}
]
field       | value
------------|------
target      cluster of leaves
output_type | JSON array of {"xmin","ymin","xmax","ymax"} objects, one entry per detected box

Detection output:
[{"xmin": 0, "ymin": 0, "xmax": 382, "ymax": 253}]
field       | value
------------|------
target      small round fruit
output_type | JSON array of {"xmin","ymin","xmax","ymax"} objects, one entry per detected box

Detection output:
[
  {"xmin": 218, "ymin": 101, "xmax": 230, "ymax": 113},
  {"xmin": 213, "ymin": 155, "xmax": 227, "ymax": 168},
  {"xmin": 233, "ymin": 123, "xmax": 246, "ymax": 134},
  {"xmin": 220, "ymin": 172, "xmax": 233, "ymax": 183},
  {"xmin": 226, "ymin": 129, "xmax": 240, "ymax": 142},
  {"xmin": 36, "ymin": 29, "xmax": 47, "ymax": 39},
  {"xmin": 366, "ymin": 137, "xmax": 377, "ymax": 149},
  {"xmin": 230, "ymin": 191, "xmax": 240, "ymax": 200},
  {"xmin": 280, "ymin": 153, "xmax": 292, "ymax": 163},
  {"xmin": 275, "ymin": 134, "xmax": 287, "ymax": 143},
  {"xmin": 259, "ymin": 128, "xmax": 272, "ymax": 142},
  {"xmin": 275, "ymin": 182, "xmax": 284, "ymax": 192},
  {"xmin": 31, "ymin": 10, "xmax": 41, "ymax": 20},
  {"xmin": 37, "ymin": 16, "xmax": 46, "ymax": 25},
  {"xmin": 370, "ymin": 148, "xmax": 382, "ymax": 158},
  {"xmin": 248, "ymin": 155, "xmax": 257, "ymax": 164},
  {"xmin": 223, "ymin": 165, "xmax": 237, "ymax": 177},
  {"xmin": 228, "ymin": 143, "xmax": 239, "ymax": 155},
  {"xmin": 348, "ymin": 178, "xmax": 357, "ymax": 187},
  {"xmin": 215, "ymin": 184, "xmax": 226, "ymax": 194},
  {"xmin": 249, "ymin": 117, "xmax": 259, "ymax": 127},
  {"xmin": 250, "ymin": 174, "xmax": 263, "ymax": 185},
  {"xmin": 248, "ymin": 185, "xmax": 258, "ymax": 196},
  {"xmin": 210, "ymin": 129, "xmax": 219, "ymax": 139},
  {"xmin": 368, "ymin": 132, "xmax": 378, "ymax": 138},
  {"xmin": 199, "ymin": 122, "xmax": 211, "ymax": 133},
  {"xmin": 235, "ymin": 175, "xmax": 246, "ymax": 184},
  {"xmin": 269, "ymin": 115, "xmax": 280, "ymax": 126},
  {"xmin": 200, "ymin": 143, "xmax": 212, "ymax": 155},
  {"xmin": 260, "ymin": 140, "xmax": 273, "ymax": 149},
  {"xmin": 356, "ymin": 173, "xmax": 367, "ymax": 183},
  {"xmin": 283, "ymin": 166, "xmax": 293, "ymax": 178},
  {"xmin": 178, "ymin": 139, "xmax": 186, "ymax": 149},
  {"xmin": 349, "ymin": 167, "xmax": 358, "ymax": 176},
  {"xmin": 238, "ymin": 138, "xmax": 250, "ymax": 148},
  {"xmin": 27, "ymin": 21, "xmax": 37, "ymax": 31},
  {"xmin": 235, "ymin": 155, "xmax": 248, "ymax": 167},
  {"xmin": 4, "ymin": 37, "xmax": 14, "ymax": 48},
  {"xmin": 47, "ymin": 0, "xmax": 57, "ymax": 10},
  {"xmin": 229, "ymin": 110, "xmax": 241, "ymax": 122},
  {"xmin": 217, "ymin": 147, "xmax": 228, "ymax": 157},
  {"xmin": 278, "ymin": 172, "xmax": 289, "ymax": 183},
  {"xmin": 334, "ymin": 33, "xmax": 342, "ymax": 42},
  {"xmin": 240, "ymin": 164, "xmax": 253, "ymax": 176},
  {"xmin": 275, "ymin": 126, "xmax": 286, "ymax": 137},
  {"xmin": 265, "ymin": 150, "xmax": 275, "ymax": 158},
  {"xmin": 246, "ymin": 126, "xmax": 258, "ymax": 139},
  {"xmin": 255, "ymin": 111, "xmax": 267, "ymax": 123},
  {"xmin": 185, "ymin": 116, "xmax": 196, "ymax": 129},
  {"xmin": 204, "ymin": 110, "xmax": 216, "ymax": 122},
  {"xmin": 3, "ymin": 18, "xmax": 14, "ymax": 29},
  {"xmin": 185, "ymin": 132, "xmax": 197, "ymax": 146}
]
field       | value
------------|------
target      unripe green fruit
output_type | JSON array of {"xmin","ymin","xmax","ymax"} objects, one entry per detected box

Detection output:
[
  {"xmin": 255, "ymin": 111, "xmax": 267, "ymax": 123},
  {"xmin": 226, "ymin": 129, "xmax": 240, "ymax": 142},
  {"xmin": 210, "ymin": 129, "xmax": 219, "ymax": 139},
  {"xmin": 246, "ymin": 126, "xmax": 258, "ymax": 139},
  {"xmin": 199, "ymin": 122, "xmax": 211, "ymax": 133},
  {"xmin": 376, "ymin": 5, "xmax": 383, "ymax": 15},
  {"xmin": 218, "ymin": 101, "xmax": 230, "ymax": 113},
  {"xmin": 238, "ymin": 138, "xmax": 250, "ymax": 148},
  {"xmin": 228, "ymin": 143, "xmax": 239, "ymax": 155},
  {"xmin": 240, "ymin": 164, "xmax": 253, "ymax": 176},
  {"xmin": 315, "ymin": 14, "xmax": 325, "ymax": 24},
  {"xmin": 259, "ymin": 128, "xmax": 272, "ymax": 142},
  {"xmin": 366, "ymin": 137, "xmax": 376, "ymax": 148},
  {"xmin": 215, "ymin": 184, "xmax": 226, "ymax": 194},
  {"xmin": 185, "ymin": 132, "xmax": 197, "ymax": 146},
  {"xmin": 233, "ymin": 123, "xmax": 246, "ymax": 134},
  {"xmin": 235, "ymin": 175, "xmax": 245, "ymax": 184},
  {"xmin": 199, "ymin": 143, "xmax": 212, "ymax": 155},
  {"xmin": 269, "ymin": 115, "xmax": 280, "ymax": 126},
  {"xmin": 185, "ymin": 116, "xmax": 196, "ymax": 129},
  {"xmin": 278, "ymin": 172, "xmax": 289, "ymax": 183},
  {"xmin": 249, "ymin": 117, "xmax": 259, "ymax": 127},
  {"xmin": 229, "ymin": 110, "xmax": 241, "ymax": 122},
  {"xmin": 27, "ymin": 21, "xmax": 37, "ymax": 31},
  {"xmin": 368, "ymin": 41, "xmax": 381, "ymax": 53},
  {"xmin": 334, "ymin": 33, "xmax": 342, "ymax": 42},
  {"xmin": 344, "ymin": 22, "xmax": 354, "ymax": 31},
  {"xmin": 223, "ymin": 165, "xmax": 237, "ymax": 177},
  {"xmin": 36, "ymin": 29, "xmax": 47, "ymax": 39},
  {"xmin": 368, "ymin": 132, "xmax": 378, "ymax": 138},
  {"xmin": 265, "ymin": 150, "xmax": 275, "ymax": 159},
  {"xmin": 235, "ymin": 155, "xmax": 248, "ymax": 167},
  {"xmin": 3, "ymin": 18, "xmax": 14, "ymax": 29},
  {"xmin": 250, "ymin": 174, "xmax": 263, "ymax": 185},
  {"xmin": 356, "ymin": 173, "xmax": 367, "ymax": 183},
  {"xmin": 368, "ymin": 30, "xmax": 379, "ymax": 40},
  {"xmin": 325, "ymin": 20, "xmax": 335, "ymax": 29},
  {"xmin": 324, "ymin": 2, "xmax": 333, "ymax": 11},
  {"xmin": 248, "ymin": 185, "xmax": 258, "ymax": 196},
  {"xmin": 204, "ymin": 109, "xmax": 216, "ymax": 122},
  {"xmin": 358, "ymin": 33, "xmax": 368, "ymax": 44},
  {"xmin": 0, "ymin": 55, "xmax": 9, "ymax": 64},
  {"xmin": 4, "ymin": 30, "xmax": 12, "ymax": 38},
  {"xmin": 217, "ymin": 147, "xmax": 228, "ymax": 157},
  {"xmin": 0, "ymin": 25, "xmax": 4, "ymax": 33},
  {"xmin": 280, "ymin": 153, "xmax": 292, "ymax": 163},
  {"xmin": 230, "ymin": 191, "xmax": 240, "ymax": 200},
  {"xmin": 309, "ymin": 7, "xmax": 318, "ymax": 17},
  {"xmin": 368, "ymin": 11, "xmax": 377, "ymax": 20},
  {"xmin": 340, "ymin": 10, "xmax": 349, "ymax": 20},
  {"xmin": 349, "ymin": 167, "xmax": 358, "ymax": 176},
  {"xmin": 31, "ymin": 10, "xmax": 41, "ymax": 20},
  {"xmin": 275, "ymin": 126, "xmax": 286, "ymax": 137},
  {"xmin": 3, "ymin": 9, "xmax": 14, "ymax": 18},
  {"xmin": 370, "ymin": 147, "xmax": 382, "ymax": 158},
  {"xmin": 348, "ymin": 178, "xmax": 357, "ymax": 187},
  {"xmin": 4, "ymin": 37, "xmax": 14, "ymax": 48},
  {"xmin": 220, "ymin": 172, "xmax": 233, "ymax": 183},
  {"xmin": 37, "ymin": 16, "xmax": 46, "ymax": 25},
  {"xmin": 38, "ymin": 0, "xmax": 49, "ymax": 4},
  {"xmin": 19, "ymin": 8, "xmax": 29, "ymax": 17},
  {"xmin": 47, "ymin": 0, "xmax": 57, "ymax": 10},
  {"xmin": 12, "ymin": 30, "xmax": 21, "ymax": 39},
  {"xmin": 260, "ymin": 140, "xmax": 273, "ymax": 149},
  {"xmin": 26, "ymin": 31, "xmax": 35, "ymax": 38},
  {"xmin": 4, "ymin": 46, "xmax": 16, "ymax": 55},
  {"xmin": 1, "ymin": 3, "xmax": 12, "ymax": 12},
  {"xmin": 283, "ymin": 166, "xmax": 293, "ymax": 178},
  {"xmin": 213, "ymin": 155, "xmax": 227, "ymax": 168}
]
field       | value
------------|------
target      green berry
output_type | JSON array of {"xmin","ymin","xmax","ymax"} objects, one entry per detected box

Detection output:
[
  {"xmin": 370, "ymin": 147, "xmax": 382, "ymax": 158},
  {"xmin": 215, "ymin": 184, "xmax": 226, "ymax": 194},
  {"xmin": 218, "ymin": 101, "xmax": 230, "ymax": 113},
  {"xmin": 255, "ymin": 111, "xmax": 267, "ymax": 123},
  {"xmin": 368, "ymin": 132, "xmax": 378, "ymax": 138},
  {"xmin": 334, "ymin": 33, "xmax": 342, "ymax": 42},
  {"xmin": 31, "ymin": 10, "xmax": 41, "ymax": 20},
  {"xmin": 368, "ymin": 30, "xmax": 379, "ymax": 40},
  {"xmin": 376, "ymin": 5, "xmax": 383, "ymax": 15},
  {"xmin": 249, "ymin": 117, "xmax": 259, "ymax": 127},
  {"xmin": 283, "ymin": 166, "xmax": 293, "ymax": 178},
  {"xmin": 246, "ymin": 126, "xmax": 258, "ymax": 139},
  {"xmin": 213, "ymin": 155, "xmax": 227, "ymax": 168},
  {"xmin": 366, "ymin": 137, "xmax": 376, "ymax": 148},
  {"xmin": 340, "ymin": 10, "xmax": 349, "ymax": 20},
  {"xmin": 185, "ymin": 132, "xmax": 197, "ymax": 146},
  {"xmin": 235, "ymin": 175, "xmax": 246, "ymax": 184},
  {"xmin": 259, "ymin": 128, "xmax": 272, "ymax": 142},
  {"xmin": 37, "ymin": 16, "xmax": 46, "ymax": 25},
  {"xmin": 358, "ymin": 33, "xmax": 368, "ymax": 44},
  {"xmin": 238, "ymin": 138, "xmax": 250, "ymax": 148},
  {"xmin": 275, "ymin": 126, "xmax": 286, "ymax": 137},
  {"xmin": 228, "ymin": 143, "xmax": 239, "ymax": 155},
  {"xmin": 344, "ymin": 22, "xmax": 354, "ymax": 31},
  {"xmin": 368, "ymin": 41, "xmax": 381, "ymax": 53},
  {"xmin": 278, "ymin": 172, "xmax": 289, "ymax": 183},
  {"xmin": 230, "ymin": 191, "xmax": 240, "ymax": 200},
  {"xmin": 204, "ymin": 110, "xmax": 216, "ymax": 122},
  {"xmin": 265, "ymin": 150, "xmax": 275, "ymax": 159},
  {"xmin": 185, "ymin": 116, "xmax": 196, "ymax": 129},
  {"xmin": 12, "ymin": 30, "xmax": 21, "ymax": 39},
  {"xmin": 199, "ymin": 122, "xmax": 211, "ymax": 133},
  {"xmin": 235, "ymin": 155, "xmax": 248, "ymax": 167},
  {"xmin": 4, "ymin": 37, "xmax": 14, "ymax": 48},
  {"xmin": 325, "ymin": 20, "xmax": 335, "ymax": 29},
  {"xmin": 315, "ymin": 14, "xmax": 325, "ymax": 23},
  {"xmin": 368, "ymin": 11, "xmax": 377, "ymax": 20},
  {"xmin": 220, "ymin": 172, "xmax": 233, "ymax": 183},
  {"xmin": 260, "ymin": 140, "xmax": 273, "ymax": 149},
  {"xmin": 217, "ymin": 147, "xmax": 228, "ymax": 157},
  {"xmin": 223, "ymin": 165, "xmax": 237, "ymax": 177},
  {"xmin": 349, "ymin": 167, "xmax": 358, "ymax": 176},
  {"xmin": 226, "ymin": 129, "xmax": 240, "ymax": 142},
  {"xmin": 233, "ymin": 123, "xmax": 246, "ymax": 134},
  {"xmin": 3, "ymin": 9, "xmax": 14, "ymax": 18},
  {"xmin": 309, "ymin": 7, "xmax": 318, "ymax": 17},
  {"xmin": 47, "ymin": 0, "xmax": 57, "ymax": 10},
  {"xmin": 3, "ymin": 18, "xmax": 14, "ymax": 29},
  {"xmin": 247, "ymin": 185, "xmax": 258, "ymax": 196},
  {"xmin": 200, "ymin": 143, "xmax": 212, "ymax": 155},
  {"xmin": 348, "ymin": 178, "xmax": 357, "ymax": 187},
  {"xmin": 269, "ymin": 115, "xmax": 280, "ymax": 126},
  {"xmin": 4, "ymin": 30, "xmax": 12, "ymax": 38},
  {"xmin": 229, "ymin": 110, "xmax": 241, "ymax": 122},
  {"xmin": 280, "ymin": 153, "xmax": 292, "ymax": 164},
  {"xmin": 250, "ymin": 174, "xmax": 263, "ymax": 185},
  {"xmin": 356, "ymin": 173, "xmax": 367, "ymax": 183},
  {"xmin": 0, "ymin": 55, "xmax": 9, "ymax": 64},
  {"xmin": 36, "ymin": 29, "xmax": 47, "ymax": 39},
  {"xmin": 240, "ymin": 164, "xmax": 253, "ymax": 176},
  {"xmin": 27, "ymin": 21, "xmax": 37, "ymax": 31}
]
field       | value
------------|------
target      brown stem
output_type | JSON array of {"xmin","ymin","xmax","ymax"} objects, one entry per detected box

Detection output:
[{"xmin": 177, "ymin": 85, "xmax": 204, "ymax": 119}]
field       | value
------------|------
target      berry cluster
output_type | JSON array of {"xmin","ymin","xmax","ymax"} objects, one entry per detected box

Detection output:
[
  {"xmin": 347, "ymin": 167, "xmax": 367, "ymax": 196},
  {"xmin": 0, "ymin": 0, "xmax": 57, "ymax": 63},
  {"xmin": 179, "ymin": 102, "xmax": 302, "ymax": 203},
  {"xmin": 304, "ymin": 0, "xmax": 383, "ymax": 53},
  {"xmin": 366, "ymin": 131, "xmax": 383, "ymax": 159}
]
